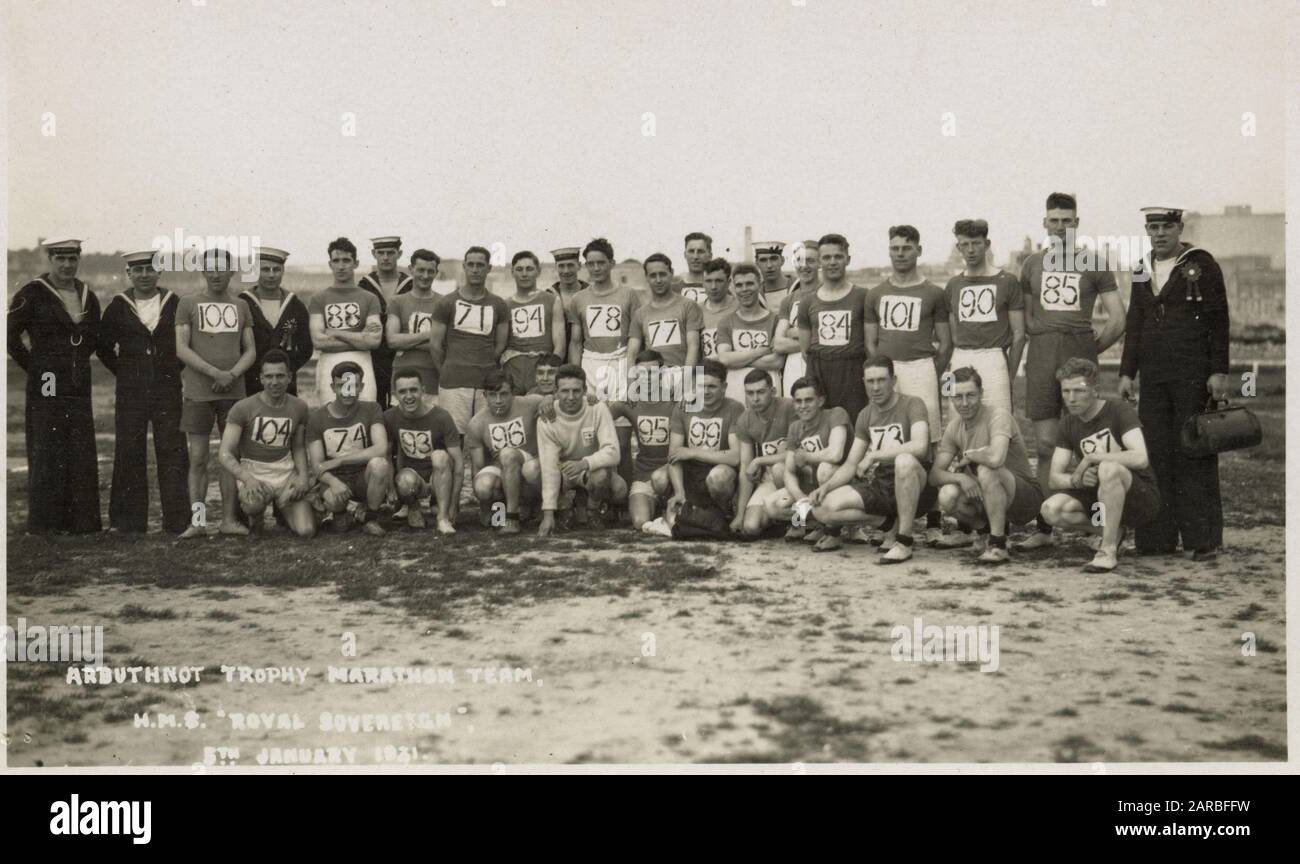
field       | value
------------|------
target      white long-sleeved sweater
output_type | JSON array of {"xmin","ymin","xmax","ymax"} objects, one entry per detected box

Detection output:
[{"xmin": 537, "ymin": 401, "xmax": 621, "ymax": 510}]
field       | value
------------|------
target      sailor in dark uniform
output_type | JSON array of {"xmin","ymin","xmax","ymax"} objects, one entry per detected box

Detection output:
[
  {"xmin": 7, "ymin": 238, "xmax": 103, "ymax": 534},
  {"xmin": 357, "ymin": 235, "xmax": 413, "ymax": 408},
  {"xmin": 97, "ymin": 249, "xmax": 190, "ymax": 533},
  {"xmin": 1118, "ymin": 207, "xmax": 1230, "ymax": 561},
  {"xmin": 753, "ymin": 240, "xmax": 793, "ymax": 309},
  {"xmin": 548, "ymin": 246, "xmax": 588, "ymax": 362},
  {"xmin": 238, "ymin": 246, "xmax": 312, "ymax": 397}
]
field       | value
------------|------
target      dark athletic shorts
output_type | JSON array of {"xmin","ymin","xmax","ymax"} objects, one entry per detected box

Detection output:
[
  {"xmin": 1025, "ymin": 331, "xmax": 1099, "ymax": 421},
  {"xmin": 847, "ymin": 464, "xmax": 938, "ymax": 518},
  {"xmin": 1004, "ymin": 472, "xmax": 1046, "ymax": 526},
  {"xmin": 181, "ymin": 398, "xmax": 237, "ymax": 435},
  {"xmin": 1061, "ymin": 471, "xmax": 1161, "ymax": 529},
  {"xmin": 806, "ymin": 352, "xmax": 868, "ymax": 422}
]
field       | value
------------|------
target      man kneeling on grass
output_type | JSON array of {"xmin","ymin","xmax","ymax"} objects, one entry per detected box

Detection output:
[
  {"xmin": 465, "ymin": 370, "xmax": 546, "ymax": 534},
  {"xmin": 765, "ymin": 376, "xmax": 850, "ymax": 544},
  {"xmin": 306, "ymin": 362, "xmax": 391, "ymax": 535},
  {"xmin": 810, "ymin": 355, "xmax": 935, "ymax": 559},
  {"xmin": 384, "ymin": 368, "xmax": 461, "ymax": 533},
  {"xmin": 218, "ymin": 350, "xmax": 316, "ymax": 538},
  {"xmin": 1038, "ymin": 357, "xmax": 1161, "ymax": 573},
  {"xmin": 929, "ymin": 366, "xmax": 1043, "ymax": 564},
  {"xmin": 536, "ymin": 365, "xmax": 626, "ymax": 537}
]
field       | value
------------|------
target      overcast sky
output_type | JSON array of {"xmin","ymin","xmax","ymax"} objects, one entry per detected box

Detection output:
[{"xmin": 4, "ymin": 0, "xmax": 1288, "ymax": 267}]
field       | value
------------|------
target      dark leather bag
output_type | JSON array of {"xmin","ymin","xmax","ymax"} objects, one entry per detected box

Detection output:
[
  {"xmin": 1181, "ymin": 397, "xmax": 1262, "ymax": 457},
  {"xmin": 670, "ymin": 501, "xmax": 732, "ymax": 540}
]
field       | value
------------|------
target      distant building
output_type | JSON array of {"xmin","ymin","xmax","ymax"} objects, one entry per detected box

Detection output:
[{"xmin": 1183, "ymin": 206, "xmax": 1285, "ymax": 331}]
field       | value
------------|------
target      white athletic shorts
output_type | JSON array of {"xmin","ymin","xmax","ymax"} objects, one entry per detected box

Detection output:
[
  {"xmin": 783, "ymin": 352, "xmax": 806, "ymax": 395},
  {"xmin": 238, "ymin": 455, "xmax": 296, "ymax": 494},
  {"xmin": 746, "ymin": 478, "xmax": 782, "ymax": 510},
  {"xmin": 893, "ymin": 357, "xmax": 943, "ymax": 443},
  {"xmin": 949, "ymin": 347, "xmax": 1012, "ymax": 418}
]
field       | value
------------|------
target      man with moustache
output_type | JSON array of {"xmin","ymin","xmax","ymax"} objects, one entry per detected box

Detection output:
[
  {"xmin": 386, "ymin": 248, "xmax": 444, "ymax": 395},
  {"xmin": 176, "ymin": 247, "xmax": 258, "ymax": 539},
  {"xmin": 774, "ymin": 240, "xmax": 820, "ymax": 389},
  {"xmin": 716, "ymin": 264, "xmax": 783, "ymax": 403},
  {"xmin": 536, "ymin": 365, "xmax": 626, "ymax": 537},
  {"xmin": 309, "ymin": 237, "xmax": 384, "ymax": 404},
  {"xmin": 219, "ymin": 350, "xmax": 316, "ymax": 538},
  {"xmin": 358, "ymin": 235, "xmax": 414, "ymax": 408},
  {"xmin": 1016, "ymin": 192, "xmax": 1126, "ymax": 550},
  {"xmin": 8, "ymin": 238, "xmax": 104, "ymax": 534},
  {"xmin": 238, "ymin": 246, "xmax": 311, "ymax": 397},
  {"xmin": 674, "ymin": 232, "xmax": 713, "ymax": 305},
  {"xmin": 502, "ymin": 250, "xmax": 569, "ymax": 395},
  {"xmin": 97, "ymin": 248, "xmax": 189, "ymax": 534},
  {"xmin": 428, "ymin": 246, "xmax": 511, "ymax": 433}
]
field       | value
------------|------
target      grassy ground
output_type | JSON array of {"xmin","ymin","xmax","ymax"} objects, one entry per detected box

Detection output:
[{"xmin": 5, "ymin": 358, "xmax": 1286, "ymax": 766}]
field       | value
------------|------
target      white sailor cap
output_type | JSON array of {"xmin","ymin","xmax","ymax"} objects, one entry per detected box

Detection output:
[
  {"xmin": 122, "ymin": 249, "xmax": 160, "ymax": 267},
  {"xmin": 370, "ymin": 236, "xmax": 402, "ymax": 249},
  {"xmin": 550, "ymin": 247, "xmax": 581, "ymax": 261},
  {"xmin": 42, "ymin": 237, "xmax": 84, "ymax": 254},
  {"xmin": 1141, "ymin": 206, "xmax": 1184, "ymax": 224},
  {"xmin": 255, "ymin": 246, "xmax": 291, "ymax": 264},
  {"xmin": 752, "ymin": 241, "xmax": 786, "ymax": 256}
]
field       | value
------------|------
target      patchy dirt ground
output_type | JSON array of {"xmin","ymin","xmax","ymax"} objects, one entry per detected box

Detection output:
[
  {"xmin": 4, "ymin": 520, "xmax": 1285, "ymax": 767},
  {"xmin": 4, "ymin": 358, "xmax": 1287, "ymax": 766}
]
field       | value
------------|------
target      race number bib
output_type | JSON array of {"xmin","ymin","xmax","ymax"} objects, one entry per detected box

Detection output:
[
  {"xmin": 760, "ymin": 438, "xmax": 785, "ymax": 456},
  {"xmin": 680, "ymin": 285, "xmax": 704, "ymax": 305},
  {"xmin": 511, "ymin": 304, "xmax": 544, "ymax": 339},
  {"xmin": 867, "ymin": 423, "xmax": 905, "ymax": 451},
  {"xmin": 407, "ymin": 311, "xmax": 434, "ymax": 334},
  {"xmin": 251, "ymin": 415, "xmax": 292, "ymax": 449},
  {"xmin": 800, "ymin": 434, "xmax": 825, "ymax": 453},
  {"xmin": 585, "ymin": 304, "xmax": 622, "ymax": 338},
  {"xmin": 787, "ymin": 301, "xmax": 801, "ymax": 326},
  {"xmin": 1040, "ymin": 273, "xmax": 1082, "ymax": 312},
  {"xmin": 957, "ymin": 285, "xmax": 998, "ymax": 323},
  {"xmin": 701, "ymin": 328, "xmax": 719, "ymax": 358},
  {"xmin": 323, "ymin": 422, "xmax": 369, "ymax": 458},
  {"xmin": 1080, "ymin": 428, "xmax": 1117, "ymax": 456},
  {"xmin": 324, "ymin": 302, "xmax": 362, "ymax": 330},
  {"xmin": 636, "ymin": 415, "xmax": 670, "ymax": 447},
  {"xmin": 879, "ymin": 295, "xmax": 922, "ymax": 332},
  {"xmin": 399, "ymin": 429, "xmax": 434, "ymax": 459},
  {"xmin": 817, "ymin": 310, "xmax": 851, "ymax": 346},
  {"xmin": 687, "ymin": 417, "xmax": 724, "ymax": 449},
  {"xmin": 454, "ymin": 300, "xmax": 494, "ymax": 335},
  {"xmin": 647, "ymin": 318, "xmax": 681, "ymax": 348},
  {"xmin": 487, "ymin": 417, "xmax": 527, "ymax": 453},
  {"xmin": 197, "ymin": 302, "xmax": 240, "ymax": 334},
  {"xmin": 733, "ymin": 329, "xmax": 770, "ymax": 350}
]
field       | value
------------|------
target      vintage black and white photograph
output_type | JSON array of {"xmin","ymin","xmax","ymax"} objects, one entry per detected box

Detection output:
[{"xmin": 2, "ymin": 0, "xmax": 1291, "ymax": 772}]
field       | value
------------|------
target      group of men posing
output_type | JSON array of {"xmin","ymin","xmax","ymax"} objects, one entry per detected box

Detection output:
[{"xmin": 11, "ymin": 192, "xmax": 1232, "ymax": 572}]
